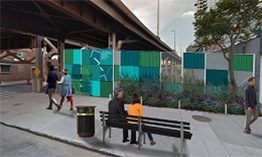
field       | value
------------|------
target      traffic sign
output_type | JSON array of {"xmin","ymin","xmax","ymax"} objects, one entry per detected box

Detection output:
[{"xmin": 34, "ymin": 67, "xmax": 40, "ymax": 76}]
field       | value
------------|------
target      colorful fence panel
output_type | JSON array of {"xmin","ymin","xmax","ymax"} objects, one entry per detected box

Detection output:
[
  {"xmin": 121, "ymin": 51, "xmax": 139, "ymax": 66},
  {"xmin": 65, "ymin": 49, "xmax": 162, "ymax": 97},
  {"xmin": 232, "ymin": 55, "xmax": 253, "ymax": 72},
  {"xmin": 206, "ymin": 69, "xmax": 228, "ymax": 86},
  {"xmin": 139, "ymin": 51, "xmax": 160, "ymax": 67},
  {"xmin": 183, "ymin": 53, "xmax": 205, "ymax": 69}
]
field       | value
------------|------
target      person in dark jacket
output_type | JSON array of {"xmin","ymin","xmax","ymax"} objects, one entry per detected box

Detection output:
[
  {"xmin": 244, "ymin": 77, "xmax": 258, "ymax": 134},
  {"xmin": 46, "ymin": 65, "xmax": 61, "ymax": 111},
  {"xmin": 108, "ymin": 91, "xmax": 129, "ymax": 143}
]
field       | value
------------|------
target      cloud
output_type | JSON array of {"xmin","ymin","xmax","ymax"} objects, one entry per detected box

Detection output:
[
  {"xmin": 181, "ymin": 11, "xmax": 195, "ymax": 17},
  {"xmin": 122, "ymin": 0, "xmax": 196, "ymax": 51}
]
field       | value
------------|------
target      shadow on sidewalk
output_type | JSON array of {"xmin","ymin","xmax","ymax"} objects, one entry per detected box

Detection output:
[
  {"xmin": 252, "ymin": 133, "xmax": 262, "ymax": 139},
  {"xmin": 53, "ymin": 110, "xmax": 76, "ymax": 118},
  {"xmin": 78, "ymin": 136, "xmax": 185, "ymax": 156}
]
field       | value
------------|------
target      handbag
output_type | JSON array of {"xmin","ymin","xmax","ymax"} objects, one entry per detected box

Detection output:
[{"xmin": 72, "ymin": 85, "xmax": 76, "ymax": 94}]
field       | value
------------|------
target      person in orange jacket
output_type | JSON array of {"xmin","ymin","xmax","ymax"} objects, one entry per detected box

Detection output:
[{"xmin": 128, "ymin": 94, "xmax": 156, "ymax": 145}]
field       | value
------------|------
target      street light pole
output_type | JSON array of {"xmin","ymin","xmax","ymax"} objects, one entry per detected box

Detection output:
[
  {"xmin": 171, "ymin": 30, "xmax": 176, "ymax": 51},
  {"xmin": 157, "ymin": 0, "xmax": 160, "ymax": 37}
]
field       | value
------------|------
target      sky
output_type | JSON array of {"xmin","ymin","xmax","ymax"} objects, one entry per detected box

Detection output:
[{"xmin": 122, "ymin": 0, "xmax": 196, "ymax": 54}]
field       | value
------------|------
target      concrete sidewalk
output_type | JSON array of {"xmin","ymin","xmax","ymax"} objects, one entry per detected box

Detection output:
[{"xmin": 0, "ymin": 92, "xmax": 261, "ymax": 157}]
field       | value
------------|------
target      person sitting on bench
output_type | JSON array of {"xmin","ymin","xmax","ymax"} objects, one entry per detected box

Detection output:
[
  {"xmin": 128, "ymin": 94, "xmax": 156, "ymax": 146},
  {"xmin": 108, "ymin": 91, "xmax": 129, "ymax": 143}
]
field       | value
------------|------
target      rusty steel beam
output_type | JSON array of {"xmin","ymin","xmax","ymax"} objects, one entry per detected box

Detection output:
[
  {"xmin": 38, "ymin": 0, "xmax": 111, "ymax": 33},
  {"xmin": 88, "ymin": 0, "xmax": 171, "ymax": 52}
]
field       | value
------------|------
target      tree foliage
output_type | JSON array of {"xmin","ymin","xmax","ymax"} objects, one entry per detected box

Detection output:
[{"xmin": 194, "ymin": 0, "xmax": 262, "ymax": 96}]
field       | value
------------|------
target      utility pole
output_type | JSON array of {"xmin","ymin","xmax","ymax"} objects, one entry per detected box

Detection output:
[
  {"xmin": 157, "ymin": 0, "xmax": 160, "ymax": 37},
  {"xmin": 171, "ymin": 30, "xmax": 176, "ymax": 51}
]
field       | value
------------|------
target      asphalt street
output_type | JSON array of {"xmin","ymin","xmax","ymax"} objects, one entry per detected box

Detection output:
[{"xmin": 0, "ymin": 124, "xmax": 109, "ymax": 157}]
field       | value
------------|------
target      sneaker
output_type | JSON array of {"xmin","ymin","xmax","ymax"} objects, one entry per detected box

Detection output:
[
  {"xmin": 244, "ymin": 130, "xmax": 251, "ymax": 134},
  {"xmin": 130, "ymin": 141, "xmax": 138, "ymax": 145},
  {"xmin": 122, "ymin": 139, "xmax": 130, "ymax": 143},
  {"xmin": 150, "ymin": 141, "xmax": 156, "ymax": 146},
  {"xmin": 57, "ymin": 105, "xmax": 62, "ymax": 111},
  {"xmin": 248, "ymin": 128, "xmax": 251, "ymax": 132},
  {"xmin": 46, "ymin": 106, "xmax": 52, "ymax": 110}
]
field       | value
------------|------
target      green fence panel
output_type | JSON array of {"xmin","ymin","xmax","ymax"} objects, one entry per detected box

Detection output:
[
  {"xmin": 64, "ymin": 49, "xmax": 73, "ymax": 64},
  {"xmin": 82, "ymin": 49, "xmax": 91, "ymax": 65},
  {"xmin": 139, "ymin": 51, "xmax": 160, "ymax": 67},
  {"xmin": 100, "ymin": 65, "xmax": 113, "ymax": 81},
  {"xmin": 73, "ymin": 83, "xmax": 82, "ymax": 95},
  {"xmin": 100, "ymin": 81, "xmax": 113, "ymax": 97},
  {"xmin": 232, "ymin": 55, "xmax": 253, "ymax": 72},
  {"xmin": 206, "ymin": 70, "xmax": 228, "ymax": 86},
  {"xmin": 121, "ymin": 66, "xmax": 140, "ymax": 81},
  {"xmin": 184, "ymin": 53, "xmax": 205, "ymax": 69},
  {"xmin": 100, "ymin": 49, "xmax": 113, "ymax": 65},
  {"xmin": 82, "ymin": 65, "xmax": 91, "ymax": 79},
  {"xmin": 114, "ymin": 65, "xmax": 120, "ymax": 81},
  {"xmin": 121, "ymin": 51, "xmax": 139, "ymax": 66}
]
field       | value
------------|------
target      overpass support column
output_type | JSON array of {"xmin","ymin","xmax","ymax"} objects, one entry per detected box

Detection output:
[
  {"xmin": 57, "ymin": 39, "xmax": 65, "ymax": 75},
  {"xmin": 34, "ymin": 36, "xmax": 43, "ymax": 93},
  {"xmin": 108, "ymin": 33, "xmax": 116, "ymax": 49}
]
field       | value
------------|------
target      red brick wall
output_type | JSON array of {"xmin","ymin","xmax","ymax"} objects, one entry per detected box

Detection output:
[{"xmin": 0, "ymin": 64, "xmax": 32, "ymax": 82}]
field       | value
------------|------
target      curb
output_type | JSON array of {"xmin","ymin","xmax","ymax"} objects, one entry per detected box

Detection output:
[{"xmin": 0, "ymin": 121, "xmax": 122, "ymax": 157}]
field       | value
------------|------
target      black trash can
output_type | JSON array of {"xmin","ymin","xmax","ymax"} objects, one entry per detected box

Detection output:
[{"xmin": 76, "ymin": 106, "xmax": 96, "ymax": 137}]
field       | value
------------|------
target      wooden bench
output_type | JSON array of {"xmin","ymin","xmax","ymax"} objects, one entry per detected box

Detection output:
[{"xmin": 100, "ymin": 111, "xmax": 193, "ymax": 155}]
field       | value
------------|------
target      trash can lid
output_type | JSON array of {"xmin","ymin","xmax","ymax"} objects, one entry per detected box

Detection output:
[{"xmin": 75, "ymin": 106, "xmax": 96, "ymax": 109}]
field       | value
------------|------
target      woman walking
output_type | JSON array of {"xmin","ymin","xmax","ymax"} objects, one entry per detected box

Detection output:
[
  {"xmin": 128, "ymin": 94, "xmax": 156, "ymax": 145},
  {"xmin": 57, "ymin": 69, "xmax": 74, "ymax": 110}
]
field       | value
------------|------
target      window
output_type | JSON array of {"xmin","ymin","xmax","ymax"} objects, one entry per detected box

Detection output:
[
  {"xmin": 16, "ymin": 51, "xmax": 27, "ymax": 57},
  {"xmin": 0, "ymin": 64, "xmax": 11, "ymax": 73}
]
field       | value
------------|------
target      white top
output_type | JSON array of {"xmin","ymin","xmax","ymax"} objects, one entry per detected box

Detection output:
[{"xmin": 57, "ymin": 76, "xmax": 64, "ymax": 84}]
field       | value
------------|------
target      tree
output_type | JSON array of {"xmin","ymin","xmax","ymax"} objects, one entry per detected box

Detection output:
[{"xmin": 194, "ymin": 0, "xmax": 262, "ymax": 96}]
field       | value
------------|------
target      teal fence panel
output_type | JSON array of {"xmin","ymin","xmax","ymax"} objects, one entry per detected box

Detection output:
[
  {"xmin": 121, "ymin": 51, "xmax": 139, "ymax": 66},
  {"xmin": 121, "ymin": 66, "xmax": 140, "ymax": 81},
  {"xmin": 82, "ymin": 49, "xmax": 91, "ymax": 65},
  {"xmin": 73, "ymin": 49, "xmax": 81, "ymax": 64},
  {"xmin": 162, "ymin": 83, "xmax": 182, "ymax": 94},
  {"xmin": 91, "ymin": 81, "xmax": 100, "ymax": 96},
  {"xmin": 100, "ymin": 65, "xmax": 113, "ymax": 81},
  {"xmin": 184, "ymin": 53, "xmax": 205, "ymax": 69},
  {"xmin": 100, "ymin": 49, "xmax": 113, "ymax": 65},
  {"xmin": 139, "ymin": 67, "xmax": 159, "ymax": 81},
  {"xmin": 206, "ymin": 69, "xmax": 228, "ymax": 86},
  {"xmin": 90, "ymin": 49, "xmax": 101, "ymax": 65},
  {"xmin": 82, "ymin": 79, "xmax": 91, "ymax": 95},
  {"xmin": 91, "ymin": 65, "xmax": 101, "ymax": 81}
]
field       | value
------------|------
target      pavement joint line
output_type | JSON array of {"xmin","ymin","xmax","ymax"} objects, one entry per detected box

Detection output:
[
  {"xmin": 206, "ymin": 117, "xmax": 232, "ymax": 155},
  {"xmin": 202, "ymin": 139, "xmax": 212, "ymax": 157},
  {"xmin": 0, "ymin": 121, "xmax": 120, "ymax": 157},
  {"xmin": 229, "ymin": 115, "xmax": 262, "ymax": 147}
]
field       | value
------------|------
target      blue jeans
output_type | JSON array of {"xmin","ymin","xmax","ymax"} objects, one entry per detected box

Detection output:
[{"xmin": 147, "ymin": 133, "xmax": 153, "ymax": 141}]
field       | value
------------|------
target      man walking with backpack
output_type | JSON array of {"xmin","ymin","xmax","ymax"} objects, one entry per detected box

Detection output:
[{"xmin": 244, "ymin": 77, "xmax": 258, "ymax": 134}]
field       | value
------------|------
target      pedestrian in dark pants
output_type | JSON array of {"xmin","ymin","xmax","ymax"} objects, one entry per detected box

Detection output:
[
  {"xmin": 108, "ymin": 91, "xmax": 129, "ymax": 143},
  {"xmin": 244, "ymin": 77, "xmax": 258, "ymax": 134},
  {"xmin": 46, "ymin": 65, "xmax": 61, "ymax": 111}
]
